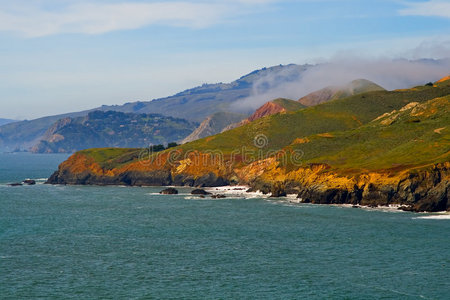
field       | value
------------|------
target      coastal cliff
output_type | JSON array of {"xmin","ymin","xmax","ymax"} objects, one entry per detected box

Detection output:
[
  {"xmin": 47, "ymin": 78, "xmax": 450, "ymax": 212},
  {"xmin": 46, "ymin": 150, "xmax": 449, "ymax": 212}
]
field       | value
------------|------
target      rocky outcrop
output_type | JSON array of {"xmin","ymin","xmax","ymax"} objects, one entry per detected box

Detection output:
[
  {"xmin": 160, "ymin": 188, "xmax": 178, "ymax": 194},
  {"xmin": 245, "ymin": 163, "xmax": 449, "ymax": 212},
  {"xmin": 46, "ymin": 152, "xmax": 230, "ymax": 187},
  {"xmin": 222, "ymin": 98, "xmax": 305, "ymax": 132},
  {"xmin": 191, "ymin": 189, "xmax": 211, "ymax": 195}
]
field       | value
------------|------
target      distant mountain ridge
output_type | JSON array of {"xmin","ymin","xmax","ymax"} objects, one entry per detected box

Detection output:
[
  {"xmin": 31, "ymin": 111, "xmax": 197, "ymax": 153},
  {"xmin": 0, "ymin": 119, "xmax": 18, "ymax": 126},
  {"xmin": 0, "ymin": 64, "xmax": 311, "ymax": 151},
  {"xmin": 98, "ymin": 64, "xmax": 310, "ymax": 122}
]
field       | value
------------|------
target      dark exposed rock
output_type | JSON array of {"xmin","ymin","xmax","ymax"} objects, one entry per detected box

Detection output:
[
  {"xmin": 399, "ymin": 206, "xmax": 415, "ymax": 212},
  {"xmin": 191, "ymin": 189, "xmax": 211, "ymax": 195},
  {"xmin": 160, "ymin": 188, "xmax": 178, "ymax": 195},
  {"xmin": 194, "ymin": 173, "xmax": 229, "ymax": 187},
  {"xmin": 8, "ymin": 183, "xmax": 22, "ymax": 186},
  {"xmin": 23, "ymin": 180, "xmax": 36, "ymax": 185},
  {"xmin": 289, "ymin": 164, "xmax": 449, "ymax": 212},
  {"xmin": 46, "ymin": 169, "xmax": 172, "ymax": 186},
  {"xmin": 171, "ymin": 173, "xmax": 229, "ymax": 187},
  {"xmin": 212, "ymin": 194, "xmax": 226, "ymax": 199}
]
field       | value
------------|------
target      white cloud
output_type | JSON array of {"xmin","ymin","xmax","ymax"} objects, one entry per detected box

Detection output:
[
  {"xmin": 0, "ymin": 0, "xmax": 278, "ymax": 37},
  {"xmin": 399, "ymin": 1, "xmax": 450, "ymax": 18}
]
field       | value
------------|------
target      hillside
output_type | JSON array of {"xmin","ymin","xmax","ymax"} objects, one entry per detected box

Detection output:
[
  {"xmin": 31, "ymin": 111, "xmax": 196, "ymax": 153},
  {"xmin": 0, "ymin": 64, "xmax": 310, "ymax": 152},
  {"xmin": 223, "ymin": 98, "xmax": 306, "ymax": 132},
  {"xmin": 182, "ymin": 112, "xmax": 247, "ymax": 144},
  {"xmin": 0, "ymin": 110, "xmax": 92, "ymax": 151},
  {"xmin": 48, "ymin": 76, "xmax": 450, "ymax": 211},
  {"xmin": 298, "ymin": 79, "xmax": 385, "ymax": 106}
]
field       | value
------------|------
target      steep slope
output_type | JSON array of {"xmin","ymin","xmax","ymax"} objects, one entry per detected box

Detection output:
[
  {"xmin": 223, "ymin": 98, "xmax": 306, "ymax": 132},
  {"xmin": 48, "ymin": 77, "xmax": 450, "ymax": 212},
  {"xmin": 182, "ymin": 112, "xmax": 247, "ymax": 144},
  {"xmin": 0, "ymin": 64, "xmax": 310, "ymax": 152},
  {"xmin": 31, "ymin": 111, "xmax": 196, "ymax": 153},
  {"xmin": 298, "ymin": 79, "xmax": 385, "ymax": 106}
]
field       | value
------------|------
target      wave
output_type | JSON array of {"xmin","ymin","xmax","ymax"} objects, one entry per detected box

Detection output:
[{"xmin": 414, "ymin": 214, "xmax": 450, "ymax": 220}]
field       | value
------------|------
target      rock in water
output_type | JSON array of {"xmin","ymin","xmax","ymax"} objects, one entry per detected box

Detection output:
[
  {"xmin": 8, "ymin": 183, "xmax": 23, "ymax": 186},
  {"xmin": 23, "ymin": 180, "xmax": 36, "ymax": 185},
  {"xmin": 191, "ymin": 189, "xmax": 211, "ymax": 195},
  {"xmin": 160, "ymin": 188, "xmax": 179, "ymax": 195},
  {"xmin": 212, "ymin": 194, "xmax": 226, "ymax": 199}
]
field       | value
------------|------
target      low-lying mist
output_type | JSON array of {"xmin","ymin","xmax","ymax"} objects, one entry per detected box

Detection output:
[{"xmin": 232, "ymin": 57, "xmax": 450, "ymax": 111}]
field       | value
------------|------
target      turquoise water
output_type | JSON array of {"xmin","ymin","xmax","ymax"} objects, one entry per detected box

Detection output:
[{"xmin": 0, "ymin": 153, "xmax": 449, "ymax": 299}]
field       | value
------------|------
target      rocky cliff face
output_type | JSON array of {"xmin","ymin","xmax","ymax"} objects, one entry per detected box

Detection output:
[
  {"xmin": 47, "ymin": 150, "xmax": 449, "ymax": 212},
  {"xmin": 239, "ymin": 161, "xmax": 449, "ymax": 212}
]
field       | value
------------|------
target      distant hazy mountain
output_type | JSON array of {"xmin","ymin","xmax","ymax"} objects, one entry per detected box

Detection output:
[
  {"xmin": 98, "ymin": 64, "xmax": 311, "ymax": 122},
  {"xmin": 0, "ymin": 118, "xmax": 18, "ymax": 126},
  {"xmin": 182, "ymin": 112, "xmax": 247, "ymax": 144},
  {"xmin": 298, "ymin": 79, "xmax": 385, "ymax": 106},
  {"xmin": 31, "ymin": 111, "xmax": 197, "ymax": 153},
  {"xmin": 0, "ymin": 64, "xmax": 310, "ymax": 152}
]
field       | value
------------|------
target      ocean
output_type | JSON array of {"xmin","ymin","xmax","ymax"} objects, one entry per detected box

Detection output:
[{"xmin": 0, "ymin": 152, "xmax": 449, "ymax": 299}]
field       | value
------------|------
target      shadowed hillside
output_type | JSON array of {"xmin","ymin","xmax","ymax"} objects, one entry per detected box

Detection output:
[{"xmin": 31, "ymin": 111, "xmax": 196, "ymax": 153}]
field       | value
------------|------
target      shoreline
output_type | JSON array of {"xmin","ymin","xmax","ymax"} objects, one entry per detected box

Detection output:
[{"xmin": 9, "ymin": 179, "xmax": 450, "ymax": 215}]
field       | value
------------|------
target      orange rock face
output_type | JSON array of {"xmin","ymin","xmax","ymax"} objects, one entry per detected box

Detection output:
[{"xmin": 247, "ymin": 102, "xmax": 286, "ymax": 122}]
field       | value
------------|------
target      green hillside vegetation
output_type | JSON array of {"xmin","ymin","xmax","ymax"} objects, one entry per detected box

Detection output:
[
  {"xmin": 71, "ymin": 78, "xmax": 450, "ymax": 172},
  {"xmin": 180, "ymin": 81, "xmax": 450, "ymax": 157},
  {"xmin": 288, "ymin": 95, "xmax": 449, "ymax": 172}
]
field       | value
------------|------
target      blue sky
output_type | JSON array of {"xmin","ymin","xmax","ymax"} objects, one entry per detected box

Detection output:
[{"xmin": 0, "ymin": 0, "xmax": 449, "ymax": 119}]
